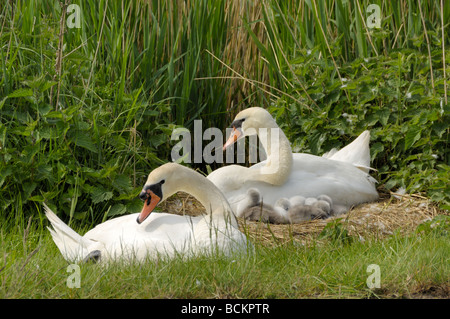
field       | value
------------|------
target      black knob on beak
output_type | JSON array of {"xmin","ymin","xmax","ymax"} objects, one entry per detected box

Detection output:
[{"xmin": 139, "ymin": 191, "xmax": 148, "ymax": 201}]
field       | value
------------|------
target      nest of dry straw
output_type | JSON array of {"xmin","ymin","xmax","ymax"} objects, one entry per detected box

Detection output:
[{"xmin": 160, "ymin": 190, "xmax": 447, "ymax": 245}]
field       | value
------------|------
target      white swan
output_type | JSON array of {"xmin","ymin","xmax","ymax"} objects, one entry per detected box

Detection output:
[
  {"xmin": 45, "ymin": 163, "xmax": 249, "ymax": 264},
  {"xmin": 207, "ymin": 107, "xmax": 379, "ymax": 213}
]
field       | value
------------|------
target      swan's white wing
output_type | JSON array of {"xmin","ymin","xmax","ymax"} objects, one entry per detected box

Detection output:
[
  {"xmin": 216, "ymin": 154, "xmax": 378, "ymax": 213},
  {"xmin": 83, "ymin": 213, "xmax": 201, "ymax": 260}
]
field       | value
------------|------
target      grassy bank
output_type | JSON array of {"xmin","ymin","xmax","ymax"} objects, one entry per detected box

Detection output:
[{"xmin": 1, "ymin": 214, "xmax": 448, "ymax": 299}]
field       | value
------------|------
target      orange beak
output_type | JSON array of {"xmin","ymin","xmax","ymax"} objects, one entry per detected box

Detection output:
[
  {"xmin": 223, "ymin": 127, "xmax": 242, "ymax": 151},
  {"xmin": 137, "ymin": 190, "xmax": 161, "ymax": 224}
]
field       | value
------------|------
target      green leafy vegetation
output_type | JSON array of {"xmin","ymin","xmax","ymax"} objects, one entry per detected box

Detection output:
[{"xmin": 1, "ymin": 0, "xmax": 448, "ymax": 225}]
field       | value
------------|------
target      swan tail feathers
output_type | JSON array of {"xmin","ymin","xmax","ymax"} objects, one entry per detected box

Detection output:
[
  {"xmin": 324, "ymin": 130, "xmax": 372, "ymax": 172},
  {"xmin": 44, "ymin": 203, "xmax": 91, "ymax": 262},
  {"xmin": 355, "ymin": 164, "xmax": 377, "ymax": 173}
]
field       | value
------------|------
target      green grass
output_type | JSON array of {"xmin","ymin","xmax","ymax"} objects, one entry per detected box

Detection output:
[{"xmin": 1, "ymin": 217, "xmax": 448, "ymax": 298}]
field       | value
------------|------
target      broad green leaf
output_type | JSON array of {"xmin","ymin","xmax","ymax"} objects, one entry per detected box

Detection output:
[
  {"xmin": 107, "ymin": 203, "xmax": 127, "ymax": 217},
  {"xmin": 70, "ymin": 131, "xmax": 98, "ymax": 153},
  {"xmin": 7, "ymin": 88, "xmax": 33, "ymax": 98},
  {"xmin": 0, "ymin": 167, "xmax": 12, "ymax": 188},
  {"xmin": 126, "ymin": 199, "xmax": 143, "ymax": 214},
  {"xmin": 370, "ymin": 142, "xmax": 384, "ymax": 161},
  {"xmin": 113, "ymin": 174, "xmax": 132, "ymax": 193},
  {"xmin": 91, "ymin": 187, "xmax": 113, "ymax": 204},
  {"xmin": 404, "ymin": 126, "xmax": 422, "ymax": 150}
]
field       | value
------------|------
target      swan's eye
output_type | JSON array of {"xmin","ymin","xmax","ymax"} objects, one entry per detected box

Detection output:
[{"xmin": 160, "ymin": 179, "xmax": 165, "ymax": 185}]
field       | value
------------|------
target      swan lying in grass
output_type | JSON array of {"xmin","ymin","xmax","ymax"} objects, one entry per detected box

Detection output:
[
  {"xmin": 45, "ymin": 163, "xmax": 249, "ymax": 264},
  {"xmin": 208, "ymin": 107, "xmax": 378, "ymax": 214}
]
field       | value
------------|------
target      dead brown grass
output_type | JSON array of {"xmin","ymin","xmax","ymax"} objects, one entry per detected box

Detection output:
[{"xmin": 159, "ymin": 190, "xmax": 448, "ymax": 246}]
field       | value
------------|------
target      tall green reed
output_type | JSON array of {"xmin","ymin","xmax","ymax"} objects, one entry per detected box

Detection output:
[
  {"xmin": 0, "ymin": 0, "xmax": 448, "ymax": 225},
  {"xmin": 244, "ymin": 0, "xmax": 449, "ymax": 208}
]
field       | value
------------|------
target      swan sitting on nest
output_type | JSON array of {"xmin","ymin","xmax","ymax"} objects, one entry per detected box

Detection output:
[
  {"xmin": 208, "ymin": 107, "xmax": 378, "ymax": 214},
  {"xmin": 45, "ymin": 163, "xmax": 250, "ymax": 264}
]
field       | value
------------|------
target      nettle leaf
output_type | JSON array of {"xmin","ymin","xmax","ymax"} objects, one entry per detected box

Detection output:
[
  {"xmin": 70, "ymin": 131, "xmax": 98, "ymax": 153},
  {"xmin": 65, "ymin": 51, "xmax": 91, "ymax": 62},
  {"xmin": 364, "ymin": 113, "xmax": 380, "ymax": 126},
  {"xmin": 41, "ymin": 80, "xmax": 58, "ymax": 92},
  {"xmin": 75, "ymin": 121, "xmax": 91, "ymax": 131},
  {"xmin": 149, "ymin": 133, "xmax": 167, "ymax": 148},
  {"xmin": 324, "ymin": 89, "xmax": 341, "ymax": 105},
  {"xmin": 370, "ymin": 142, "xmax": 384, "ymax": 161},
  {"xmin": 22, "ymin": 182, "xmax": 37, "ymax": 198},
  {"xmin": 126, "ymin": 198, "xmax": 143, "ymax": 214},
  {"xmin": 0, "ymin": 167, "xmax": 12, "ymax": 188},
  {"xmin": 91, "ymin": 186, "xmax": 114, "ymax": 204},
  {"xmin": 36, "ymin": 164, "xmax": 53, "ymax": 182},
  {"xmin": 309, "ymin": 132, "xmax": 327, "ymax": 155},
  {"xmin": 7, "ymin": 88, "xmax": 33, "ymax": 98},
  {"xmin": 377, "ymin": 108, "xmax": 391, "ymax": 126},
  {"xmin": 404, "ymin": 126, "xmax": 422, "ymax": 150},
  {"xmin": 385, "ymin": 178, "xmax": 400, "ymax": 190},
  {"xmin": 107, "ymin": 203, "xmax": 127, "ymax": 217},
  {"xmin": 113, "ymin": 174, "xmax": 132, "ymax": 193}
]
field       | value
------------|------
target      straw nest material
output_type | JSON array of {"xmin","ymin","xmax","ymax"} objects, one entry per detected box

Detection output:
[{"xmin": 159, "ymin": 190, "xmax": 448, "ymax": 246}]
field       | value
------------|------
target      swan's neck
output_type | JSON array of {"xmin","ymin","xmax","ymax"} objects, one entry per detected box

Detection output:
[
  {"xmin": 253, "ymin": 118, "xmax": 293, "ymax": 185},
  {"xmin": 176, "ymin": 168, "xmax": 238, "ymax": 225}
]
